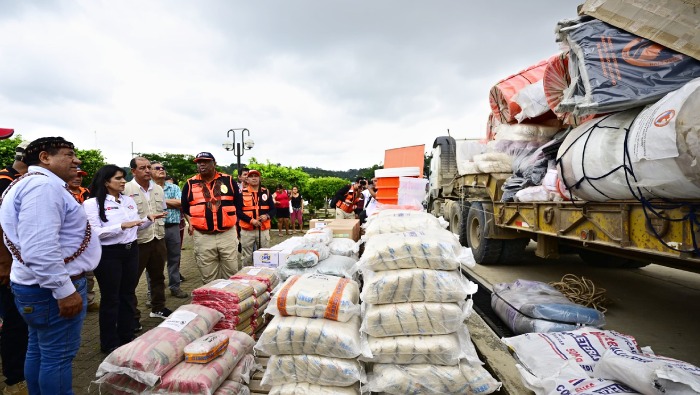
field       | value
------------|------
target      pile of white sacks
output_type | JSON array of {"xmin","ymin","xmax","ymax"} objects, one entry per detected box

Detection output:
[{"xmin": 357, "ymin": 209, "xmax": 502, "ymax": 394}]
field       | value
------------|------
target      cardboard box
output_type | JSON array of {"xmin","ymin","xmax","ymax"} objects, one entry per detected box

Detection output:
[
  {"xmin": 253, "ymin": 248, "xmax": 285, "ymax": 268},
  {"xmin": 581, "ymin": 0, "xmax": 700, "ymax": 60},
  {"xmin": 327, "ymin": 219, "xmax": 360, "ymax": 241},
  {"xmin": 309, "ymin": 218, "xmax": 335, "ymax": 229}
]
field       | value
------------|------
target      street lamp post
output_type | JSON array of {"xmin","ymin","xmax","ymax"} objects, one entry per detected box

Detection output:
[{"xmin": 222, "ymin": 128, "xmax": 254, "ymax": 175}]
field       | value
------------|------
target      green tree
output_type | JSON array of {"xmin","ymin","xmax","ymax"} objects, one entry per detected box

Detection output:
[
  {"xmin": 305, "ymin": 176, "xmax": 350, "ymax": 213},
  {"xmin": 246, "ymin": 158, "xmax": 310, "ymax": 193},
  {"xmin": 75, "ymin": 149, "xmax": 107, "ymax": 186},
  {"xmin": 134, "ymin": 152, "xmax": 197, "ymax": 185},
  {"xmin": 0, "ymin": 136, "xmax": 25, "ymax": 167}
]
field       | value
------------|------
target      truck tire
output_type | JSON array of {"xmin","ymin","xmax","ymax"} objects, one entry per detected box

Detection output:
[
  {"xmin": 577, "ymin": 249, "xmax": 650, "ymax": 269},
  {"xmin": 466, "ymin": 202, "xmax": 503, "ymax": 265},
  {"xmin": 447, "ymin": 201, "xmax": 462, "ymax": 235},
  {"xmin": 459, "ymin": 202, "xmax": 470, "ymax": 246},
  {"xmin": 498, "ymin": 238, "xmax": 530, "ymax": 265}
]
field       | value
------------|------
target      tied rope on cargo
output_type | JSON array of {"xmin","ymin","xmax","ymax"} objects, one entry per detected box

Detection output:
[
  {"xmin": 549, "ymin": 274, "xmax": 609, "ymax": 313},
  {"xmin": 556, "ymin": 115, "xmax": 700, "ymax": 256}
]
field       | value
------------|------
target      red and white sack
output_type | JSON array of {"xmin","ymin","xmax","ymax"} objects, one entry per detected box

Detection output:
[
  {"xmin": 93, "ymin": 373, "xmax": 149, "ymax": 395},
  {"xmin": 517, "ymin": 360, "xmax": 639, "ymax": 395},
  {"xmin": 593, "ymin": 347, "xmax": 700, "ymax": 395},
  {"xmin": 358, "ymin": 229, "xmax": 465, "ymax": 271},
  {"xmin": 154, "ymin": 330, "xmax": 254, "ymax": 395},
  {"xmin": 227, "ymin": 354, "xmax": 259, "ymax": 384},
  {"xmin": 96, "ymin": 304, "xmax": 223, "ymax": 386},
  {"xmin": 213, "ymin": 380, "xmax": 250, "ymax": 395},
  {"xmin": 192, "ymin": 279, "xmax": 264, "ymax": 304},
  {"xmin": 368, "ymin": 361, "xmax": 501, "ymax": 395},
  {"xmin": 502, "ymin": 328, "xmax": 641, "ymax": 378},
  {"xmin": 214, "ymin": 305, "xmax": 255, "ymax": 331},
  {"xmin": 361, "ymin": 268, "xmax": 477, "ymax": 304},
  {"xmin": 231, "ymin": 267, "xmax": 280, "ymax": 292},
  {"xmin": 261, "ymin": 354, "xmax": 366, "ymax": 387},
  {"xmin": 268, "ymin": 382, "xmax": 362, "ymax": 395},
  {"xmin": 255, "ymin": 315, "xmax": 362, "ymax": 359},
  {"xmin": 361, "ymin": 301, "xmax": 471, "ymax": 337},
  {"xmin": 267, "ymin": 273, "xmax": 360, "ymax": 322}
]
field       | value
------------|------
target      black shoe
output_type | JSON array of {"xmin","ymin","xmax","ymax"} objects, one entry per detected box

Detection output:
[
  {"xmin": 134, "ymin": 322, "xmax": 143, "ymax": 333},
  {"xmin": 179, "ymin": 273, "xmax": 186, "ymax": 282},
  {"xmin": 149, "ymin": 307, "xmax": 173, "ymax": 319}
]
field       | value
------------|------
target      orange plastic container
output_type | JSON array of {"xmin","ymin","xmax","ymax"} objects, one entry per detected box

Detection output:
[
  {"xmin": 375, "ymin": 177, "xmax": 400, "ymax": 189},
  {"xmin": 376, "ymin": 188, "xmax": 399, "ymax": 200},
  {"xmin": 376, "ymin": 197, "xmax": 399, "ymax": 205}
]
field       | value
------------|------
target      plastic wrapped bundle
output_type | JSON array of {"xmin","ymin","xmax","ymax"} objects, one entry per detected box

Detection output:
[
  {"xmin": 543, "ymin": 52, "xmax": 596, "ymax": 127},
  {"xmin": 154, "ymin": 330, "xmax": 254, "ymax": 394},
  {"xmin": 268, "ymin": 274, "xmax": 360, "ymax": 322},
  {"xmin": 363, "ymin": 210, "xmax": 445, "ymax": 237},
  {"xmin": 261, "ymin": 354, "xmax": 366, "ymax": 387},
  {"xmin": 231, "ymin": 267, "xmax": 279, "ymax": 292},
  {"xmin": 493, "ymin": 123, "xmax": 561, "ymax": 143},
  {"xmin": 360, "ymin": 327, "xmax": 480, "ymax": 366},
  {"xmin": 269, "ymin": 382, "xmax": 361, "ymax": 395},
  {"xmin": 255, "ymin": 315, "xmax": 362, "ymax": 359},
  {"xmin": 96, "ymin": 304, "xmax": 223, "ymax": 386},
  {"xmin": 361, "ymin": 268, "xmax": 476, "ymax": 304},
  {"xmin": 184, "ymin": 332, "xmax": 230, "ymax": 364},
  {"xmin": 361, "ymin": 301, "xmax": 470, "ymax": 337},
  {"xmin": 192, "ymin": 279, "xmax": 260, "ymax": 304},
  {"xmin": 502, "ymin": 328, "xmax": 641, "ymax": 378},
  {"xmin": 303, "ymin": 226, "xmax": 334, "ymax": 244},
  {"xmin": 213, "ymin": 303, "xmax": 255, "ymax": 331},
  {"xmin": 278, "ymin": 254, "xmax": 358, "ymax": 282},
  {"xmin": 491, "ymin": 279, "xmax": 605, "ymax": 335},
  {"xmin": 213, "ymin": 380, "xmax": 250, "ymax": 395},
  {"xmin": 95, "ymin": 373, "xmax": 149, "ymax": 395},
  {"xmin": 194, "ymin": 294, "xmax": 256, "ymax": 324},
  {"xmin": 285, "ymin": 242, "xmax": 331, "ymax": 268},
  {"xmin": 368, "ymin": 362, "xmax": 501, "ymax": 395},
  {"xmin": 358, "ymin": 229, "xmax": 465, "ymax": 271},
  {"xmin": 227, "ymin": 354, "xmax": 259, "ymax": 384},
  {"xmin": 489, "ymin": 58, "xmax": 550, "ymax": 124},
  {"xmin": 328, "ymin": 238, "xmax": 360, "ymax": 257},
  {"xmin": 473, "ymin": 152, "xmax": 513, "ymax": 173}
]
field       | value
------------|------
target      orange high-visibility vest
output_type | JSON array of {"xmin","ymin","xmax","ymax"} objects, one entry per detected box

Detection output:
[
  {"xmin": 185, "ymin": 173, "xmax": 237, "ymax": 232},
  {"xmin": 336, "ymin": 186, "xmax": 358, "ymax": 213},
  {"xmin": 240, "ymin": 187, "xmax": 272, "ymax": 231}
]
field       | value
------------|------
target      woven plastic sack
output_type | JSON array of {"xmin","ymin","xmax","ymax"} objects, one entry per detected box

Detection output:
[
  {"xmin": 361, "ymin": 301, "xmax": 471, "ymax": 337},
  {"xmin": 268, "ymin": 273, "xmax": 360, "ymax": 322},
  {"xmin": 269, "ymin": 382, "xmax": 361, "ymax": 395},
  {"xmin": 261, "ymin": 354, "xmax": 366, "ymax": 387},
  {"xmin": 213, "ymin": 380, "xmax": 250, "ymax": 395},
  {"xmin": 368, "ymin": 361, "xmax": 501, "ymax": 395},
  {"xmin": 96, "ymin": 304, "xmax": 223, "ymax": 386},
  {"xmin": 358, "ymin": 229, "xmax": 465, "ymax": 271},
  {"xmin": 227, "ymin": 354, "xmax": 259, "ymax": 384},
  {"xmin": 517, "ymin": 360, "xmax": 639, "ymax": 395},
  {"xmin": 192, "ymin": 279, "xmax": 262, "ymax": 304},
  {"xmin": 361, "ymin": 268, "xmax": 477, "ymax": 304},
  {"xmin": 231, "ymin": 267, "xmax": 279, "ymax": 292},
  {"xmin": 278, "ymin": 254, "xmax": 358, "ymax": 282},
  {"xmin": 328, "ymin": 238, "xmax": 360, "ymax": 257},
  {"xmin": 303, "ymin": 226, "xmax": 334, "ymax": 244},
  {"xmin": 285, "ymin": 242, "xmax": 331, "ymax": 268},
  {"xmin": 255, "ymin": 315, "xmax": 362, "ymax": 359},
  {"xmin": 363, "ymin": 210, "xmax": 445, "ymax": 237},
  {"xmin": 360, "ymin": 326, "xmax": 480, "ymax": 366},
  {"xmin": 184, "ymin": 332, "xmax": 230, "ymax": 364}
]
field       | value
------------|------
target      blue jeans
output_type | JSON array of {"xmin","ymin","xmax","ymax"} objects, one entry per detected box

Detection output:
[{"xmin": 12, "ymin": 278, "xmax": 87, "ymax": 395}]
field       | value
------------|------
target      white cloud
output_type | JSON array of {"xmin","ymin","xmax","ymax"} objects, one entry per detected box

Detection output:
[{"xmin": 0, "ymin": 0, "xmax": 579, "ymax": 171}]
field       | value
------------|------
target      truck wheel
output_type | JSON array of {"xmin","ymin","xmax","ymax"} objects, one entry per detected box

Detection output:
[
  {"xmin": 459, "ymin": 202, "xmax": 470, "ymax": 246},
  {"xmin": 577, "ymin": 249, "xmax": 650, "ymax": 269},
  {"xmin": 447, "ymin": 201, "xmax": 461, "ymax": 235},
  {"xmin": 498, "ymin": 238, "xmax": 530, "ymax": 264},
  {"xmin": 466, "ymin": 202, "xmax": 503, "ymax": 265}
]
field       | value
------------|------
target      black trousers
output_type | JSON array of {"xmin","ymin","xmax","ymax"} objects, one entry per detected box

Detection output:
[
  {"xmin": 0, "ymin": 284, "xmax": 28, "ymax": 385},
  {"xmin": 94, "ymin": 243, "xmax": 140, "ymax": 350}
]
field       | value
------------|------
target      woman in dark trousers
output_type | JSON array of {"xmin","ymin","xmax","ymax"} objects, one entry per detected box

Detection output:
[{"xmin": 83, "ymin": 165, "xmax": 160, "ymax": 353}]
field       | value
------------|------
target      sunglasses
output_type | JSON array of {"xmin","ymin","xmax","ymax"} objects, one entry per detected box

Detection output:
[{"xmin": 153, "ymin": 166, "xmax": 166, "ymax": 171}]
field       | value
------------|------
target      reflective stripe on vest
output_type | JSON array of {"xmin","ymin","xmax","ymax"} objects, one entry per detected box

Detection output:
[
  {"xmin": 240, "ymin": 187, "xmax": 271, "ymax": 231},
  {"xmin": 187, "ymin": 175, "xmax": 237, "ymax": 232},
  {"xmin": 336, "ymin": 186, "xmax": 356, "ymax": 213}
]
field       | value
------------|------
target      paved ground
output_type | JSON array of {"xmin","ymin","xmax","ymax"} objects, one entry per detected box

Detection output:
[{"xmin": 0, "ymin": 229, "xmax": 300, "ymax": 394}]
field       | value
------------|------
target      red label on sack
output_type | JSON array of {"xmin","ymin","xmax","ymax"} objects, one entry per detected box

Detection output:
[
  {"xmin": 276, "ymin": 275, "xmax": 300, "ymax": 316},
  {"xmin": 324, "ymin": 278, "xmax": 350, "ymax": 321}
]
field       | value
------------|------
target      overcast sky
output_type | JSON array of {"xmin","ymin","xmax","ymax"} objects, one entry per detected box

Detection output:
[{"xmin": 0, "ymin": 0, "xmax": 580, "ymax": 170}]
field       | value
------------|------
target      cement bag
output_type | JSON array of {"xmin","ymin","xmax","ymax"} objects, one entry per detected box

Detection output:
[
  {"xmin": 360, "ymin": 326, "xmax": 480, "ymax": 366},
  {"xmin": 303, "ymin": 226, "xmax": 334, "ymax": 244},
  {"xmin": 261, "ymin": 354, "xmax": 366, "ymax": 387},
  {"xmin": 559, "ymin": 19, "xmax": 700, "ymax": 117},
  {"xmin": 231, "ymin": 267, "xmax": 279, "ymax": 292},
  {"xmin": 227, "ymin": 354, "xmax": 259, "ymax": 384},
  {"xmin": 517, "ymin": 360, "xmax": 639, "ymax": 395},
  {"xmin": 214, "ymin": 380, "xmax": 250, "ymax": 395},
  {"xmin": 328, "ymin": 238, "xmax": 360, "ymax": 257},
  {"xmin": 96, "ymin": 304, "xmax": 223, "ymax": 386},
  {"xmin": 514, "ymin": 80, "xmax": 551, "ymax": 123},
  {"xmin": 491, "ymin": 279, "xmax": 605, "ymax": 335},
  {"xmin": 502, "ymin": 328, "xmax": 641, "ymax": 378},
  {"xmin": 255, "ymin": 315, "xmax": 362, "ymax": 359},
  {"xmin": 268, "ymin": 273, "xmax": 360, "ymax": 322},
  {"xmin": 368, "ymin": 361, "xmax": 501, "ymax": 395},
  {"xmin": 474, "ymin": 152, "xmax": 513, "ymax": 173},
  {"xmin": 285, "ymin": 242, "xmax": 331, "ymax": 268},
  {"xmin": 361, "ymin": 301, "xmax": 471, "ymax": 337},
  {"xmin": 558, "ymin": 78, "xmax": 700, "ymax": 200},
  {"xmin": 154, "ymin": 330, "xmax": 253, "ymax": 394},
  {"xmin": 358, "ymin": 229, "xmax": 464, "ymax": 271},
  {"xmin": 361, "ymin": 268, "xmax": 477, "ymax": 304},
  {"xmin": 363, "ymin": 211, "xmax": 445, "ymax": 237},
  {"xmin": 268, "ymin": 382, "xmax": 362, "ymax": 395},
  {"xmin": 593, "ymin": 347, "xmax": 700, "ymax": 395}
]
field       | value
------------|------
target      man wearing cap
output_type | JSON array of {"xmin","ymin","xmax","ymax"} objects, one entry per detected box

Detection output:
[
  {"xmin": 236, "ymin": 169, "xmax": 276, "ymax": 266},
  {"xmin": 0, "ymin": 141, "xmax": 30, "ymax": 395},
  {"xmin": 181, "ymin": 152, "xmax": 241, "ymax": 282},
  {"xmin": 0, "ymin": 137, "xmax": 101, "ymax": 394}
]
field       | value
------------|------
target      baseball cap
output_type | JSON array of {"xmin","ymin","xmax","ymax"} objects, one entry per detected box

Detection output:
[
  {"xmin": 76, "ymin": 167, "xmax": 88, "ymax": 177},
  {"xmin": 247, "ymin": 169, "xmax": 261, "ymax": 177},
  {"xmin": 0, "ymin": 128, "xmax": 14, "ymax": 139},
  {"xmin": 194, "ymin": 152, "xmax": 216, "ymax": 162},
  {"xmin": 14, "ymin": 140, "xmax": 31, "ymax": 162}
]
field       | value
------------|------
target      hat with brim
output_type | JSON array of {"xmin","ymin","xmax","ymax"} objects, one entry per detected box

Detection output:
[
  {"xmin": 76, "ymin": 167, "xmax": 88, "ymax": 177},
  {"xmin": 248, "ymin": 169, "xmax": 261, "ymax": 177},
  {"xmin": 194, "ymin": 152, "xmax": 216, "ymax": 162},
  {"xmin": 0, "ymin": 128, "xmax": 14, "ymax": 139}
]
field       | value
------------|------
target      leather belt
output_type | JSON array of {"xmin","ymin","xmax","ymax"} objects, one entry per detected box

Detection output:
[
  {"xmin": 103, "ymin": 242, "xmax": 134, "ymax": 250},
  {"xmin": 164, "ymin": 223, "xmax": 180, "ymax": 228},
  {"xmin": 70, "ymin": 272, "xmax": 86, "ymax": 282}
]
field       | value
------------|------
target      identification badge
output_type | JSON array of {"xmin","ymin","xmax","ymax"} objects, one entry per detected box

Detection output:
[{"xmin": 221, "ymin": 184, "xmax": 228, "ymax": 194}]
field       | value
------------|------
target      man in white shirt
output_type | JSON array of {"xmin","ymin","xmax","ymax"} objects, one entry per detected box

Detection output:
[{"xmin": 0, "ymin": 136, "xmax": 101, "ymax": 394}]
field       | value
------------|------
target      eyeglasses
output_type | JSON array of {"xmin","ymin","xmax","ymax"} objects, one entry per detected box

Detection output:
[{"xmin": 153, "ymin": 166, "xmax": 165, "ymax": 171}]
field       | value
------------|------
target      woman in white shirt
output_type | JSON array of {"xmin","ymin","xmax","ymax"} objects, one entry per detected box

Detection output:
[{"xmin": 83, "ymin": 165, "xmax": 163, "ymax": 353}]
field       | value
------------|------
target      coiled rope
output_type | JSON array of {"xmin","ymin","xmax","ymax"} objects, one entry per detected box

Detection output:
[{"xmin": 549, "ymin": 274, "xmax": 609, "ymax": 313}]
